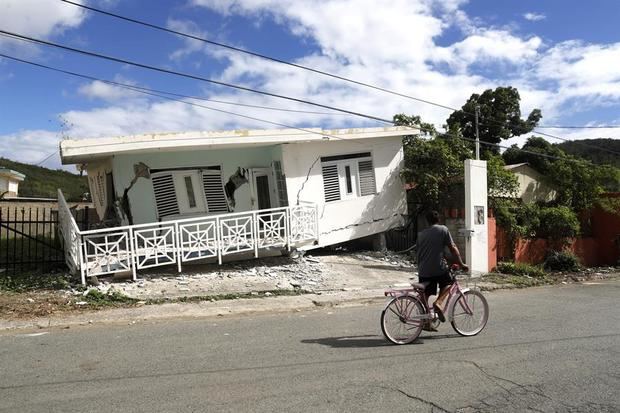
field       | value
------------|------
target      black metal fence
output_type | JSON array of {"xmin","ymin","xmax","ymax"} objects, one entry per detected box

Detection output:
[{"xmin": 0, "ymin": 205, "xmax": 91, "ymax": 275}]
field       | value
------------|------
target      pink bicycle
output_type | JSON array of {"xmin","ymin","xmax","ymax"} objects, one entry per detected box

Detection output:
[{"xmin": 381, "ymin": 265, "xmax": 489, "ymax": 344}]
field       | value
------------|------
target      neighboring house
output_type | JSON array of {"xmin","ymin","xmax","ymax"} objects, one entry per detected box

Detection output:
[
  {"xmin": 58, "ymin": 127, "xmax": 408, "ymax": 282},
  {"xmin": 0, "ymin": 168, "xmax": 25, "ymax": 198},
  {"xmin": 504, "ymin": 163, "xmax": 556, "ymax": 203}
]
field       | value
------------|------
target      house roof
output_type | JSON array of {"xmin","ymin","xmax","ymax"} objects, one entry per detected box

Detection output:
[
  {"xmin": 504, "ymin": 162, "xmax": 529, "ymax": 170},
  {"xmin": 59, "ymin": 126, "xmax": 411, "ymax": 164},
  {"xmin": 0, "ymin": 168, "xmax": 26, "ymax": 181}
]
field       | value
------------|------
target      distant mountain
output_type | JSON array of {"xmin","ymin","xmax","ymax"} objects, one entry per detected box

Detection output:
[
  {"xmin": 556, "ymin": 138, "xmax": 620, "ymax": 167},
  {"xmin": 0, "ymin": 158, "xmax": 89, "ymax": 202}
]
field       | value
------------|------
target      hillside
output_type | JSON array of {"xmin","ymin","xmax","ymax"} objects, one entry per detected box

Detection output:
[
  {"xmin": 556, "ymin": 138, "xmax": 620, "ymax": 167},
  {"xmin": 0, "ymin": 158, "xmax": 89, "ymax": 202}
]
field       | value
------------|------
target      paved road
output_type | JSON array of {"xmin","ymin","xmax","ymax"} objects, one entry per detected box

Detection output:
[{"xmin": 1, "ymin": 281, "xmax": 619, "ymax": 413}]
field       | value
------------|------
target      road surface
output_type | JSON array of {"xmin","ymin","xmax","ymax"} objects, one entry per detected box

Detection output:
[{"xmin": 1, "ymin": 281, "xmax": 618, "ymax": 412}]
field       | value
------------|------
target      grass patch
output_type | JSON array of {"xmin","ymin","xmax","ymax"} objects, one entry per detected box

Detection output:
[
  {"xmin": 146, "ymin": 288, "xmax": 312, "ymax": 305},
  {"xmin": 496, "ymin": 261, "xmax": 547, "ymax": 278},
  {"xmin": 483, "ymin": 272, "xmax": 552, "ymax": 288},
  {"xmin": 82, "ymin": 289, "xmax": 139, "ymax": 308},
  {"xmin": 0, "ymin": 270, "xmax": 72, "ymax": 292}
]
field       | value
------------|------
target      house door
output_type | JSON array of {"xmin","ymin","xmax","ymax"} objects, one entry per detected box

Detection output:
[{"xmin": 250, "ymin": 168, "xmax": 276, "ymax": 210}]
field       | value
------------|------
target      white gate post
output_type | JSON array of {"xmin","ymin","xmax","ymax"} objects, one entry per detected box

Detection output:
[{"xmin": 464, "ymin": 159, "xmax": 489, "ymax": 277}]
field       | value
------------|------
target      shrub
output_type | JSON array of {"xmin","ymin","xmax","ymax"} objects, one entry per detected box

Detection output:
[
  {"xmin": 496, "ymin": 261, "xmax": 547, "ymax": 278},
  {"xmin": 537, "ymin": 206, "xmax": 580, "ymax": 241},
  {"xmin": 544, "ymin": 250, "xmax": 581, "ymax": 272}
]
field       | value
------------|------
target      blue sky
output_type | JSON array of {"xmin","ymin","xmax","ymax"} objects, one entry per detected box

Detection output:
[{"xmin": 1, "ymin": 0, "xmax": 619, "ymax": 170}]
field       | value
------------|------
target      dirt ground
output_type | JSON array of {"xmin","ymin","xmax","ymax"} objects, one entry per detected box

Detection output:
[{"xmin": 1, "ymin": 251, "xmax": 618, "ymax": 320}]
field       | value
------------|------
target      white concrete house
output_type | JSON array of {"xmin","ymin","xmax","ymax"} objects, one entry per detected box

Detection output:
[
  {"xmin": 504, "ymin": 163, "xmax": 556, "ymax": 204},
  {"xmin": 58, "ymin": 127, "xmax": 408, "ymax": 283},
  {"xmin": 0, "ymin": 168, "xmax": 25, "ymax": 198}
]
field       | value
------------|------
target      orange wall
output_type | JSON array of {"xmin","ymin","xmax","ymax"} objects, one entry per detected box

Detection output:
[
  {"xmin": 491, "ymin": 195, "xmax": 620, "ymax": 267},
  {"xmin": 488, "ymin": 216, "xmax": 497, "ymax": 271}
]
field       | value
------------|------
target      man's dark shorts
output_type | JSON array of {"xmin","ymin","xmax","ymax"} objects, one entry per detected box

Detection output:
[{"xmin": 419, "ymin": 272, "xmax": 452, "ymax": 297}]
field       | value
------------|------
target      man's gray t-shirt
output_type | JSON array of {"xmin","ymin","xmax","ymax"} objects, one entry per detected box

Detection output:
[{"xmin": 417, "ymin": 224, "xmax": 454, "ymax": 278}]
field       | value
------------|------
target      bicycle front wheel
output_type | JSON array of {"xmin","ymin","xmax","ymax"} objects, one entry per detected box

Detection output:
[
  {"xmin": 450, "ymin": 290, "xmax": 488, "ymax": 336},
  {"xmin": 381, "ymin": 295, "xmax": 425, "ymax": 344}
]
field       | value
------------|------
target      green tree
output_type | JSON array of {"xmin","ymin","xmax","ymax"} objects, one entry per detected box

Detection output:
[
  {"xmin": 395, "ymin": 114, "xmax": 472, "ymax": 211},
  {"xmin": 447, "ymin": 86, "xmax": 542, "ymax": 154},
  {"xmin": 502, "ymin": 136, "xmax": 620, "ymax": 211}
]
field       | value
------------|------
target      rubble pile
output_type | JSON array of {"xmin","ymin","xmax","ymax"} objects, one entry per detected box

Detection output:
[{"xmin": 65, "ymin": 250, "xmax": 418, "ymax": 300}]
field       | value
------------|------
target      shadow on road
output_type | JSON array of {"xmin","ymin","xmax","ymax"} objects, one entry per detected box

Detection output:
[
  {"xmin": 361, "ymin": 264, "xmax": 412, "ymax": 273},
  {"xmin": 302, "ymin": 332, "xmax": 461, "ymax": 348},
  {"xmin": 301, "ymin": 335, "xmax": 414, "ymax": 348}
]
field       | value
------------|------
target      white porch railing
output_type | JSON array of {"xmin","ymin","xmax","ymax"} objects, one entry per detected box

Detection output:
[{"xmin": 57, "ymin": 190, "xmax": 318, "ymax": 284}]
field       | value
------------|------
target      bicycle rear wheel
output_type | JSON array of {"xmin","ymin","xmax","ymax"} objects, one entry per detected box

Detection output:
[
  {"xmin": 450, "ymin": 290, "xmax": 488, "ymax": 336},
  {"xmin": 381, "ymin": 295, "xmax": 425, "ymax": 344}
]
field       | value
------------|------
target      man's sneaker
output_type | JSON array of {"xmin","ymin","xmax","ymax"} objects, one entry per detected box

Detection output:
[
  {"xmin": 433, "ymin": 304, "xmax": 446, "ymax": 322},
  {"xmin": 422, "ymin": 323, "xmax": 438, "ymax": 332}
]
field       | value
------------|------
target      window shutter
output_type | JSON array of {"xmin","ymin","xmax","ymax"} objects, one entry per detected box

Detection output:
[
  {"xmin": 152, "ymin": 174, "xmax": 179, "ymax": 218},
  {"xmin": 322, "ymin": 164, "xmax": 341, "ymax": 202},
  {"xmin": 358, "ymin": 159, "xmax": 376, "ymax": 196},
  {"xmin": 202, "ymin": 171, "xmax": 229, "ymax": 212}
]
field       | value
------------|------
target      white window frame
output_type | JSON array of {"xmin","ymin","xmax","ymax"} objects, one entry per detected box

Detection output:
[
  {"xmin": 151, "ymin": 166, "xmax": 228, "ymax": 220},
  {"xmin": 321, "ymin": 152, "xmax": 375, "ymax": 203}
]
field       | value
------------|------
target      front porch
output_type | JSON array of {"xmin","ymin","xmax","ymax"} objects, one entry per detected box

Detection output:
[{"xmin": 58, "ymin": 190, "xmax": 318, "ymax": 285}]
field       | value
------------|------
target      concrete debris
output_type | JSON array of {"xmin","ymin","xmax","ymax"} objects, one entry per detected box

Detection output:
[{"xmin": 82, "ymin": 249, "xmax": 416, "ymax": 300}]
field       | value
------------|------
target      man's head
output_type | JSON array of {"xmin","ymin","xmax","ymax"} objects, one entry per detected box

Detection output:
[{"xmin": 425, "ymin": 210, "xmax": 440, "ymax": 225}]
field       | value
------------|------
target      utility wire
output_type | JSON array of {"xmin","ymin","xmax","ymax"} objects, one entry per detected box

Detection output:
[
  {"xmin": 57, "ymin": 0, "xmax": 456, "ymax": 113},
  {"xmin": 0, "ymin": 30, "xmax": 392, "ymax": 124},
  {"xmin": 55, "ymin": 0, "xmax": 620, "ymax": 156},
  {"xmin": 537, "ymin": 125, "xmax": 620, "ymax": 129},
  {"xmin": 0, "ymin": 52, "xmax": 604, "ymax": 168},
  {"xmin": 0, "ymin": 53, "xmax": 388, "ymax": 152}
]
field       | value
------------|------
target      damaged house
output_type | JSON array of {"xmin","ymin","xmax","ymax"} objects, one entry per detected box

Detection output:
[{"xmin": 58, "ymin": 126, "xmax": 408, "ymax": 283}]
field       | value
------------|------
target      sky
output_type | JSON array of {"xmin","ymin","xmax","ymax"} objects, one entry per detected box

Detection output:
[{"xmin": 1, "ymin": 0, "xmax": 619, "ymax": 171}]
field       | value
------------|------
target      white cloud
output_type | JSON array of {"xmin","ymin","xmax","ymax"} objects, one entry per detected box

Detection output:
[
  {"xmin": 0, "ymin": 130, "xmax": 61, "ymax": 168},
  {"xmin": 0, "ymin": 0, "xmax": 86, "ymax": 54},
  {"xmin": 523, "ymin": 12, "xmax": 546, "ymax": 22},
  {"xmin": 77, "ymin": 76, "xmax": 144, "ymax": 102},
  {"xmin": 434, "ymin": 29, "xmax": 542, "ymax": 72},
  {"xmin": 167, "ymin": 19, "xmax": 211, "ymax": 61},
  {"xmin": 5, "ymin": 0, "xmax": 620, "ymax": 170}
]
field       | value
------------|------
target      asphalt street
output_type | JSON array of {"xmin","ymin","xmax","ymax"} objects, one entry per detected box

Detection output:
[{"xmin": 1, "ymin": 281, "xmax": 618, "ymax": 413}]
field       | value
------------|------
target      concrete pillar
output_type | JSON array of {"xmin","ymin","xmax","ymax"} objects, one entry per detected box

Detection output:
[{"xmin": 464, "ymin": 159, "xmax": 488, "ymax": 276}]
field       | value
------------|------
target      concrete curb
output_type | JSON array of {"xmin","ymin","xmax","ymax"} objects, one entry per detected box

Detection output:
[
  {"xmin": 2, "ymin": 276, "xmax": 617, "ymax": 332},
  {"xmin": 0, "ymin": 289, "xmax": 389, "ymax": 332}
]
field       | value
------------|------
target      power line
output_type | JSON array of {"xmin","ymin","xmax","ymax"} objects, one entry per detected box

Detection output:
[
  {"xmin": 537, "ymin": 125, "xmax": 620, "ymax": 129},
  {"xmin": 4, "ymin": 30, "xmax": 620, "ymax": 160},
  {"xmin": 0, "ymin": 30, "xmax": 392, "ymax": 125},
  {"xmin": 57, "ymin": 0, "xmax": 457, "ymax": 113},
  {"xmin": 55, "ymin": 0, "xmax": 620, "ymax": 157},
  {"xmin": 0, "ymin": 53, "xmax": 387, "ymax": 155},
  {"xmin": 0, "ymin": 55, "xmax": 344, "ymax": 117},
  {"xmin": 0, "ymin": 52, "xmax": 606, "ymax": 169},
  {"xmin": 0, "ymin": 58, "xmax": 612, "ymax": 165}
]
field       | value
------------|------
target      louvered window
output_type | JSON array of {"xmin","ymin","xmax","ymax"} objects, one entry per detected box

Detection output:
[
  {"xmin": 202, "ymin": 171, "xmax": 229, "ymax": 212},
  {"xmin": 358, "ymin": 159, "xmax": 376, "ymax": 196},
  {"xmin": 273, "ymin": 161, "xmax": 289, "ymax": 207},
  {"xmin": 152, "ymin": 174, "xmax": 180, "ymax": 218},
  {"xmin": 321, "ymin": 152, "xmax": 375, "ymax": 202},
  {"xmin": 322, "ymin": 164, "xmax": 341, "ymax": 202}
]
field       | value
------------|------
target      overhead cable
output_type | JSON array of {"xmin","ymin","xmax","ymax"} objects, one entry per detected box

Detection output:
[
  {"xmin": 0, "ymin": 30, "xmax": 392, "ymax": 124},
  {"xmin": 56, "ymin": 0, "xmax": 620, "ymax": 156}
]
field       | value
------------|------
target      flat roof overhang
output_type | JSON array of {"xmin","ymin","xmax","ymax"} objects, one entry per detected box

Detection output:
[{"xmin": 59, "ymin": 126, "xmax": 412, "ymax": 164}]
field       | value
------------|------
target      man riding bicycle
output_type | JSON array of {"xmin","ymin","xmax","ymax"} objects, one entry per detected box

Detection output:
[{"xmin": 417, "ymin": 210, "xmax": 468, "ymax": 327}]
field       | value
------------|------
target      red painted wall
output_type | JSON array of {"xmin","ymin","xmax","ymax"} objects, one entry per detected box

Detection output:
[
  {"xmin": 491, "ymin": 194, "xmax": 620, "ymax": 267},
  {"xmin": 488, "ymin": 216, "xmax": 497, "ymax": 271}
]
